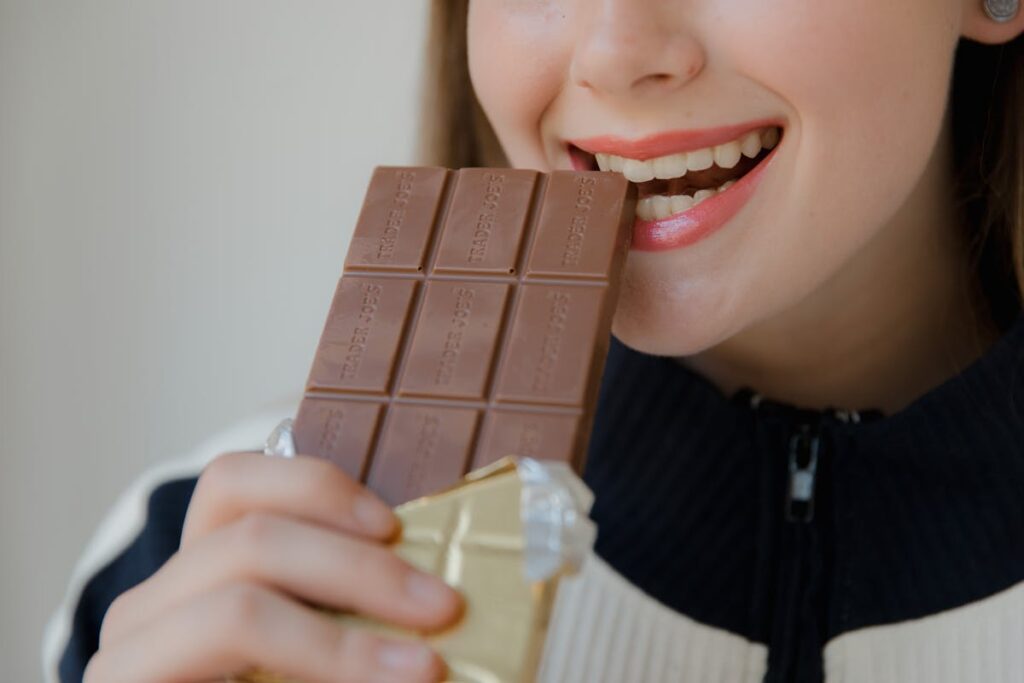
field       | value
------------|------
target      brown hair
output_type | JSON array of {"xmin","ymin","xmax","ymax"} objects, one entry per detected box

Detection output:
[
  {"xmin": 952, "ymin": 39, "xmax": 1024, "ymax": 330},
  {"xmin": 419, "ymin": 2, "xmax": 1024, "ymax": 330},
  {"xmin": 418, "ymin": 0, "xmax": 506, "ymax": 169}
]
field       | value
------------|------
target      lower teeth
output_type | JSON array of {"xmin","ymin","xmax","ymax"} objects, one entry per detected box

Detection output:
[{"xmin": 636, "ymin": 180, "xmax": 737, "ymax": 220}]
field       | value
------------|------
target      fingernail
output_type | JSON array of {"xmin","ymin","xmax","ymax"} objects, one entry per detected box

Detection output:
[
  {"xmin": 377, "ymin": 640, "xmax": 433, "ymax": 672},
  {"xmin": 353, "ymin": 495, "xmax": 395, "ymax": 534},
  {"xmin": 405, "ymin": 571, "xmax": 454, "ymax": 609}
]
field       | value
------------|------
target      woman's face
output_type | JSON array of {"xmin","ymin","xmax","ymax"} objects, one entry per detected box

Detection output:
[{"xmin": 467, "ymin": 0, "xmax": 967, "ymax": 356}]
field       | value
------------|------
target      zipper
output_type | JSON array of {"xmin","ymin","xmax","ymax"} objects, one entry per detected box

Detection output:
[
  {"xmin": 786, "ymin": 423, "xmax": 820, "ymax": 523},
  {"xmin": 769, "ymin": 420, "xmax": 823, "ymax": 682}
]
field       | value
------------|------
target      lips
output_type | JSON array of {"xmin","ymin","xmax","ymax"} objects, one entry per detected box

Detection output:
[
  {"xmin": 569, "ymin": 119, "xmax": 782, "ymax": 160},
  {"xmin": 630, "ymin": 140, "xmax": 781, "ymax": 251},
  {"xmin": 565, "ymin": 120, "xmax": 785, "ymax": 251}
]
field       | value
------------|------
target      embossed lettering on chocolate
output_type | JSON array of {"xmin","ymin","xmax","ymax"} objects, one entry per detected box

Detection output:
[{"xmin": 293, "ymin": 167, "xmax": 637, "ymax": 506}]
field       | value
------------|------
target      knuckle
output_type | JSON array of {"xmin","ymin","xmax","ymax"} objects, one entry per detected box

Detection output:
[
  {"xmin": 232, "ymin": 511, "xmax": 280, "ymax": 550},
  {"xmin": 98, "ymin": 588, "xmax": 134, "ymax": 646},
  {"xmin": 197, "ymin": 451, "xmax": 247, "ymax": 495},
  {"xmin": 102, "ymin": 592, "xmax": 127, "ymax": 628},
  {"xmin": 302, "ymin": 475, "xmax": 345, "ymax": 512},
  {"xmin": 82, "ymin": 652, "xmax": 106, "ymax": 683},
  {"xmin": 216, "ymin": 581, "xmax": 269, "ymax": 628},
  {"xmin": 81, "ymin": 651, "xmax": 111, "ymax": 683},
  {"xmin": 302, "ymin": 456, "xmax": 359, "ymax": 499}
]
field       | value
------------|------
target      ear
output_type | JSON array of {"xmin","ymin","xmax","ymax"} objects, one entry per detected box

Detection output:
[{"xmin": 961, "ymin": 0, "xmax": 1024, "ymax": 44}]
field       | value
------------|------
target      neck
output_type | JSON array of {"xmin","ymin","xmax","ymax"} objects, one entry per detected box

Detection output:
[{"xmin": 678, "ymin": 114, "xmax": 1000, "ymax": 416}]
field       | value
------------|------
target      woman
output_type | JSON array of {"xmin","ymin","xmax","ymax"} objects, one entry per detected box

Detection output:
[{"xmin": 49, "ymin": 1, "xmax": 1024, "ymax": 681}]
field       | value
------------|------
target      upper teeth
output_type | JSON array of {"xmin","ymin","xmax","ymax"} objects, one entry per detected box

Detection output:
[{"xmin": 595, "ymin": 126, "xmax": 779, "ymax": 183}]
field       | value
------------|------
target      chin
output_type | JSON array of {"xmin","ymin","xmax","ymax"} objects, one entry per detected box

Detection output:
[
  {"xmin": 608, "ymin": 264, "xmax": 724, "ymax": 356},
  {"xmin": 610, "ymin": 304, "xmax": 722, "ymax": 358}
]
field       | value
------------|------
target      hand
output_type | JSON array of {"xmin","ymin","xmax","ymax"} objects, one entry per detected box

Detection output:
[{"xmin": 84, "ymin": 451, "xmax": 463, "ymax": 683}]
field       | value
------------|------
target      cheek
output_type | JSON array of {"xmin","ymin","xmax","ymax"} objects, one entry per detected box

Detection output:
[
  {"xmin": 745, "ymin": 0, "xmax": 958, "ymax": 195},
  {"xmin": 743, "ymin": 2, "xmax": 959, "ymax": 302},
  {"xmin": 616, "ymin": 1, "xmax": 961, "ymax": 354},
  {"xmin": 467, "ymin": 2, "xmax": 572, "ymax": 169}
]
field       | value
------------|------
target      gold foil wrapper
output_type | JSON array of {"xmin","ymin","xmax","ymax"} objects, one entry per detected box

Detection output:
[{"xmin": 238, "ymin": 456, "xmax": 593, "ymax": 683}]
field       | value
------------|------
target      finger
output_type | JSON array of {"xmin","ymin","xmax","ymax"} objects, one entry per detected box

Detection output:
[
  {"xmin": 101, "ymin": 512, "xmax": 463, "ymax": 648},
  {"xmin": 86, "ymin": 581, "xmax": 445, "ymax": 683},
  {"xmin": 182, "ymin": 451, "xmax": 398, "ymax": 546}
]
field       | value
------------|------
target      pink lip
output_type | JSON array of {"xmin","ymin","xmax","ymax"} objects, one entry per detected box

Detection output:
[
  {"xmin": 569, "ymin": 119, "xmax": 781, "ymax": 160},
  {"xmin": 631, "ymin": 141, "xmax": 781, "ymax": 251}
]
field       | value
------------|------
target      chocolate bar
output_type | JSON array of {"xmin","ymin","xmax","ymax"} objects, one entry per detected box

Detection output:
[{"xmin": 293, "ymin": 167, "xmax": 636, "ymax": 506}]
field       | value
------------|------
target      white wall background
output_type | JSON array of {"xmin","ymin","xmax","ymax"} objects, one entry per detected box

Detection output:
[{"xmin": 0, "ymin": 2, "xmax": 429, "ymax": 680}]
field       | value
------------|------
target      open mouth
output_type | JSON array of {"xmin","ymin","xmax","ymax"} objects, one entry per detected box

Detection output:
[{"xmin": 568, "ymin": 125, "xmax": 782, "ymax": 221}]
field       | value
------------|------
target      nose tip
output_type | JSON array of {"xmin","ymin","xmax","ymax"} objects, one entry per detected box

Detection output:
[
  {"xmin": 574, "ymin": 65, "xmax": 701, "ymax": 97},
  {"xmin": 570, "ymin": 10, "xmax": 704, "ymax": 99}
]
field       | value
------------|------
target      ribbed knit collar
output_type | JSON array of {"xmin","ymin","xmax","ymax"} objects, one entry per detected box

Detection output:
[{"xmin": 649, "ymin": 308, "xmax": 1024, "ymax": 436}]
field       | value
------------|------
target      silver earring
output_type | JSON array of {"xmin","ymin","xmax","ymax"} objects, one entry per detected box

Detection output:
[{"xmin": 984, "ymin": 0, "xmax": 1020, "ymax": 23}]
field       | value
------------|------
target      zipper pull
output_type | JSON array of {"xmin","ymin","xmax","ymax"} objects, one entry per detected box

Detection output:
[{"xmin": 785, "ymin": 423, "xmax": 820, "ymax": 523}]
